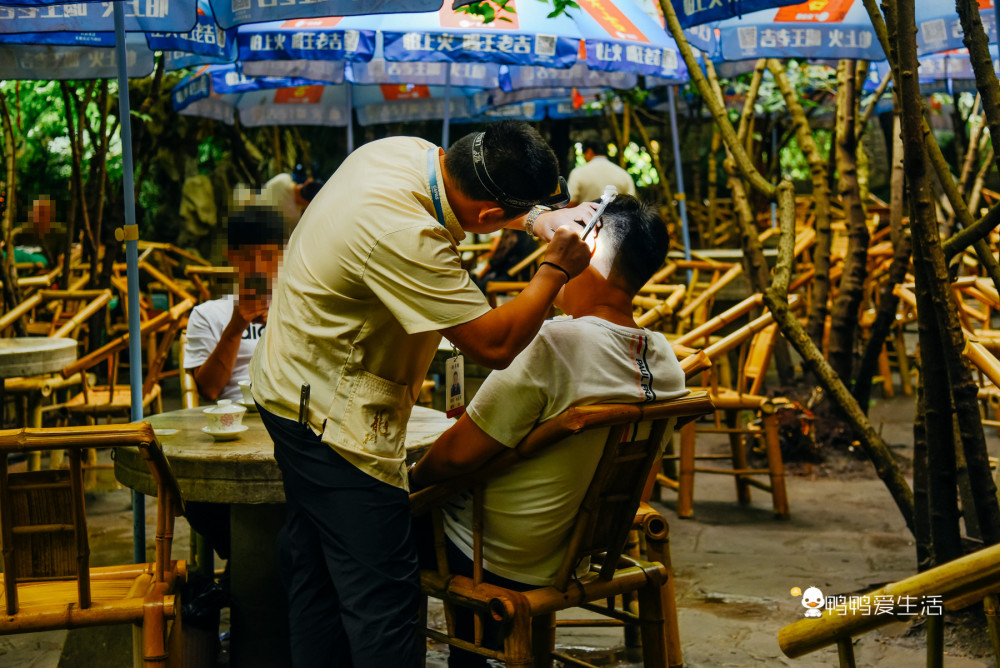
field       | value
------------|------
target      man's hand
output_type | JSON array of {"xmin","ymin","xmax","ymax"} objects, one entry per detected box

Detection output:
[
  {"xmin": 535, "ymin": 202, "xmax": 598, "ymax": 242},
  {"xmin": 233, "ymin": 293, "xmax": 269, "ymax": 328},
  {"xmin": 543, "ymin": 226, "xmax": 591, "ymax": 280}
]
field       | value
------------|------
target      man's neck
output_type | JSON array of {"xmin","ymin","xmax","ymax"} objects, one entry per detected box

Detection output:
[{"xmin": 567, "ymin": 292, "xmax": 638, "ymax": 329}]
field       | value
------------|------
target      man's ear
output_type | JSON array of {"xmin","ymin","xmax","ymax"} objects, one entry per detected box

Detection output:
[{"xmin": 478, "ymin": 205, "xmax": 507, "ymax": 229}]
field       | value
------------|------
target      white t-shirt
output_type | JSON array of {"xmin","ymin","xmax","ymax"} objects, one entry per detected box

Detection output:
[
  {"xmin": 259, "ymin": 173, "xmax": 303, "ymax": 234},
  {"xmin": 184, "ymin": 295, "xmax": 264, "ymax": 402},
  {"xmin": 567, "ymin": 156, "xmax": 637, "ymax": 204},
  {"xmin": 444, "ymin": 315, "xmax": 687, "ymax": 586}
]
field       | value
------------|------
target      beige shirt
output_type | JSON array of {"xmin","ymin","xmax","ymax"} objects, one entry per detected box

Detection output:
[
  {"xmin": 250, "ymin": 137, "xmax": 491, "ymax": 489},
  {"xmin": 567, "ymin": 156, "xmax": 637, "ymax": 203}
]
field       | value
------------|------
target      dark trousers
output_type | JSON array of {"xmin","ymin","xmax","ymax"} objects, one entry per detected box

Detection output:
[{"xmin": 258, "ymin": 406, "xmax": 422, "ymax": 668}]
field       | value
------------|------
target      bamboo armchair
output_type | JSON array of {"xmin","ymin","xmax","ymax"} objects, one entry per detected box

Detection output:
[
  {"xmin": 778, "ymin": 543, "xmax": 1000, "ymax": 668},
  {"xmin": 183, "ymin": 266, "xmax": 236, "ymax": 303},
  {"xmin": 59, "ymin": 299, "xmax": 194, "ymax": 421},
  {"xmin": 411, "ymin": 392, "xmax": 714, "ymax": 668},
  {"xmin": 0, "ymin": 422, "xmax": 186, "ymax": 666},
  {"xmin": 658, "ymin": 294, "xmax": 799, "ymax": 520}
]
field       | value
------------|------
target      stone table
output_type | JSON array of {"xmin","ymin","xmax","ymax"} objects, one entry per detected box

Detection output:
[
  {"xmin": 0, "ymin": 337, "xmax": 77, "ymax": 468},
  {"xmin": 114, "ymin": 405, "xmax": 452, "ymax": 668}
]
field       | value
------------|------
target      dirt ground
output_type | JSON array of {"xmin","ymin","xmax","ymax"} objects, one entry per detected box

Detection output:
[{"xmin": 1, "ymin": 393, "xmax": 996, "ymax": 667}]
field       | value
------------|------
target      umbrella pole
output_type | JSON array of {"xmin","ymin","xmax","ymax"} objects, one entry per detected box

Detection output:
[
  {"xmin": 346, "ymin": 81, "xmax": 354, "ymax": 154},
  {"xmin": 113, "ymin": 1, "xmax": 145, "ymax": 564},
  {"xmin": 668, "ymin": 85, "xmax": 693, "ymax": 271},
  {"xmin": 442, "ymin": 64, "xmax": 452, "ymax": 149}
]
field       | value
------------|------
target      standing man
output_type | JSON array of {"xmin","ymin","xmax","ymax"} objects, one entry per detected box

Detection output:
[
  {"xmin": 250, "ymin": 120, "xmax": 593, "ymax": 667},
  {"xmin": 567, "ymin": 138, "xmax": 637, "ymax": 206}
]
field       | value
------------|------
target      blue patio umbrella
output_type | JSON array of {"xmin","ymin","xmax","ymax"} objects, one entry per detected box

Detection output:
[
  {"xmin": 233, "ymin": 0, "xmax": 682, "ymax": 146},
  {"xmin": 679, "ymin": 0, "xmax": 996, "ymax": 61}
]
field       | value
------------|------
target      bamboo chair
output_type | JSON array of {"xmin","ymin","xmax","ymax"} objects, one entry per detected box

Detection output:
[
  {"xmin": 0, "ymin": 289, "xmax": 114, "ymax": 469},
  {"xmin": 0, "ymin": 422, "xmax": 186, "ymax": 666},
  {"xmin": 59, "ymin": 299, "xmax": 194, "ymax": 421},
  {"xmin": 412, "ymin": 392, "xmax": 713, "ymax": 668},
  {"xmin": 183, "ymin": 266, "xmax": 236, "ymax": 304},
  {"xmin": 778, "ymin": 542, "xmax": 1000, "ymax": 668},
  {"xmin": 659, "ymin": 294, "xmax": 799, "ymax": 520}
]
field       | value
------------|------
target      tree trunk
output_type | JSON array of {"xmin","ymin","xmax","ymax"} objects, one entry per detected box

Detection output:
[
  {"xmin": 913, "ymin": 380, "xmax": 935, "ymax": 571},
  {"xmin": 897, "ymin": 0, "xmax": 1000, "ymax": 552},
  {"xmin": 853, "ymin": 112, "xmax": 910, "ymax": 411},
  {"xmin": 768, "ymin": 58, "xmax": 834, "ymax": 350},
  {"xmin": 0, "ymin": 90, "xmax": 22, "ymax": 325},
  {"xmin": 829, "ymin": 60, "xmax": 870, "ymax": 383},
  {"xmin": 706, "ymin": 127, "xmax": 720, "ymax": 245},
  {"xmin": 763, "ymin": 181, "xmax": 916, "ymax": 534}
]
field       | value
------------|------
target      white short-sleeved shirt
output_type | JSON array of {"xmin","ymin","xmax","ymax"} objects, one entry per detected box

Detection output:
[
  {"xmin": 567, "ymin": 156, "xmax": 637, "ymax": 204},
  {"xmin": 184, "ymin": 295, "xmax": 264, "ymax": 402},
  {"xmin": 251, "ymin": 137, "xmax": 491, "ymax": 489},
  {"xmin": 444, "ymin": 316, "xmax": 687, "ymax": 586}
]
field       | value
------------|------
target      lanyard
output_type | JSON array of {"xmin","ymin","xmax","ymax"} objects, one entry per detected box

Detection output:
[{"xmin": 426, "ymin": 149, "xmax": 447, "ymax": 228}]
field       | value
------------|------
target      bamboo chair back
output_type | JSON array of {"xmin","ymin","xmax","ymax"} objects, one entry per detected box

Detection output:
[
  {"xmin": 0, "ymin": 289, "xmax": 111, "ymax": 343},
  {"xmin": 60, "ymin": 299, "xmax": 194, "ymax": 416},
  {"xmin": 412, "ymin": 393, "xmax": 713, "ymax": 592},
  {"xmin": 177, "ymin": 330, "xmax": 199, "ymax": 409},
  {"xmin": 0, "ymin": 422, "xmax": 184, "ymax": 616}
]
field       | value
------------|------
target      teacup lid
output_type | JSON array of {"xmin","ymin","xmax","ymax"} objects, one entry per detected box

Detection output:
[{"xmin": 203, "ymin": 399, "xmax": 246, "ymax": 415}]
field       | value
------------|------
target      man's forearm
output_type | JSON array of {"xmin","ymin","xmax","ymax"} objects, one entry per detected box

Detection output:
[
  {"xmin": 191, "ymin": 323, "xmax": 245, "ymax": 400},
  {"xmin": 447, "ymin": 264, "xmax": 566, "ymax": 369}
]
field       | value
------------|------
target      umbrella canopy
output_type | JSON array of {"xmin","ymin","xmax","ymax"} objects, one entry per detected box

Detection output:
[
  {"xmin": 172, "ymin": 62, "xmax": 489, "ymax": 126},
  {"xmin": 664, "ymin": 0, "xmax": 800, "ymax": 28},
  {"xmin": 378, "ymin": 0, "xmax": 684, "ymax": 78},
  {"xmin": 684, "ymin": 0, "xmax": 996, "ymax": 62},
  {"xmin": 0, "ymin": 31, "xmax": 154, "ymax": 78}
]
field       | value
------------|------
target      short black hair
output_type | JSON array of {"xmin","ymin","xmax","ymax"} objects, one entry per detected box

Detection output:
[
  {"xmin": 444, "ymin": 120, "xmax": 559, "ymax": 219},
  {"xmin": 597, "ymin": 195, "xmax": 668, "ymax": 294},
  {"xmin": 581, "ymin": 139, "xmax": 607, "ymax": 156},
  {"xmin": 227, "ymin": 204, "xmax": 285, "ymax": 250}
]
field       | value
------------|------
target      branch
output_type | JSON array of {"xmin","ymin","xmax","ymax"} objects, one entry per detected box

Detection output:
[{"xmin": 658, "ymin": 0, "xmax": 776, "ymax": 199}]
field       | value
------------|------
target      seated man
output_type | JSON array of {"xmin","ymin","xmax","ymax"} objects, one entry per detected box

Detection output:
[
  {"xmin": 409, "ymin": 195, "xmax": 686, "ymax": 667},
  {"xmin": 181, "ymin": 204, "xmax": 283, "ymax": 577},
  {"xmin": 184, "ymin": 204, "xmax": 284, "ymax": 403}
]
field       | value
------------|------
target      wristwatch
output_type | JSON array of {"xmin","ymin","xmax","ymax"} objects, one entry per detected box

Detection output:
[{"xmin": 524, "ymin": 205, "xmax": 550, "ymax": 239}]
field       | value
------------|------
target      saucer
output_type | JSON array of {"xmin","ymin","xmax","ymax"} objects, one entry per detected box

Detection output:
[
  {"xmin": 154, "ymin": 428, "xmax": 178, "ymax": 441},
  {"xmin": 236, "ymin": 399, "xmax": 258, "ymax": 412},
  {"xmin": 202, "ymin": 425, "xmax": 249, "ymax": 441}
]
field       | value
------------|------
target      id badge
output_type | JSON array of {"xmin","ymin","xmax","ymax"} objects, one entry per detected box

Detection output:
[{"xmin": 445, "ymin": 354, "xmax": 465, "ymax": 418}]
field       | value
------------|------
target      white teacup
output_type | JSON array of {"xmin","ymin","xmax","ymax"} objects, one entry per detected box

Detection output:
[
  {"xmin": 238, "ymin": 380, "xmax": 254, "ymax": 405},
  {"xmin": 203, "ymin": 399, "xmax": 247, "ymax": 432}
]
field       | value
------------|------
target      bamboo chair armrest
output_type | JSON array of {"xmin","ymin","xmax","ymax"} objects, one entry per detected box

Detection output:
[
  {"xmin": 0, "ymin": 423, "xmax": 184, "ymax": 516},
  {"xmin": 410, "ymin": 448, "xmax": 524, "ymax": 517},
  {"xmin": 633, "ymin": 503, "xmax": 669, "ymax": 542},
  {"xmin": 507, "ymin": 244, "xmax": 547, "ymax": 277}
]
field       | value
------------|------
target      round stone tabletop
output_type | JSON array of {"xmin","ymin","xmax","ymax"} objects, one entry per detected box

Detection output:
[
  {"xmin": 0, "ymin": 337, "xmax": 77, "ymax": 378},
  {"xmin": 114, "ymin": 405, "xmax": 453, "ymax": 504}
]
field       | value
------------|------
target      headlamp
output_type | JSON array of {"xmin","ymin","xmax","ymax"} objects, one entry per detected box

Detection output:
[{"xmin": 471, "ymin": 132, "xmax": 570, "ymax": 210}]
